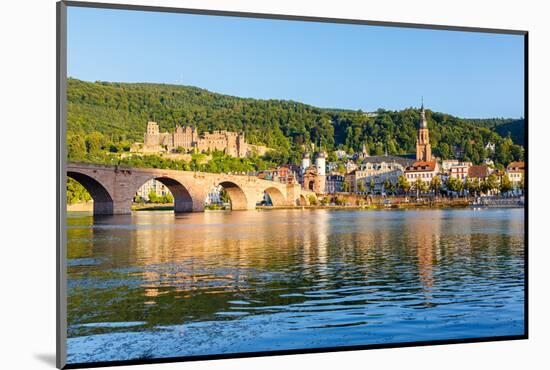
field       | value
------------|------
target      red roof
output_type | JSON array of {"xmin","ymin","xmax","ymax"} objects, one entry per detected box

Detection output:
[
  {"xmin": 405, "ymin": 161, "xmax": 437, "ymax": 172},
  {"xmin": 507, "ymin": 161, "xmax": 525, "ymax": 172},
  {"xmin": 468, "ymin": 165, "xmax": 489, "ymax": 179}
]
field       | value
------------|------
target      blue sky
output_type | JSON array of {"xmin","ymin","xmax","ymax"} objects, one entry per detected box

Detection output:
[{"xmin": 67, "ymin": 7, "xmax": 524, "ymax": 118}]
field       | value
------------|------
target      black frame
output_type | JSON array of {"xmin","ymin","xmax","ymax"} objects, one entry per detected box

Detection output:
[{"xmin": 56, "ymin": 1, "xmax": 529, "ymax": 368}]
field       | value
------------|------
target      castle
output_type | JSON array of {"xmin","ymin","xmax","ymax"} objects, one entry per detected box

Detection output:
[{"xmin": 141, "ymin": 121, "xmax": 268, "ymax": 158}]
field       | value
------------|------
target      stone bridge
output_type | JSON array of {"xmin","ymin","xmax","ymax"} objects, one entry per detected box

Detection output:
[{"xmin": 67, "ymin": 162, "xmax": 315, "ymax": 215}]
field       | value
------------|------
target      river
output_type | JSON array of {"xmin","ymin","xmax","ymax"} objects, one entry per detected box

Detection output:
[{"xmin": 66, "ymin": 208, "xmax": 525, "ymax": 364}]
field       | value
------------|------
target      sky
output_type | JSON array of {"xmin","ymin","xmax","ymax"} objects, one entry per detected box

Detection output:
[{"xmin": 67, "ymin": 6, "xmax": 525, "ymax": 118}]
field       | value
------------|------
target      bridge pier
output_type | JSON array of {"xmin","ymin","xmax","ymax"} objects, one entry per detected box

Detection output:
[{"xmin": 93, "ymin": 201, "xmax": 114, "ymax": 215}]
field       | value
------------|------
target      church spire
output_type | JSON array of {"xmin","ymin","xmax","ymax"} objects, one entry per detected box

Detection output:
[{"xmin": 419, "ymin": 98, "xmax": 428, "ymax": 129}]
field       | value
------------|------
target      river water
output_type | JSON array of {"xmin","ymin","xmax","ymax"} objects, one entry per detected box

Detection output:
[{"xmin": 66, "ymin": 208, "xmax": 525, "ymax": 364}]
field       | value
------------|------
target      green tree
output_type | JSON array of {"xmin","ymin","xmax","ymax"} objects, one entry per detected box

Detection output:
[
  {"xmin": 369, "ymin": 179, "xmax": 376, "ymax": 193},
  {"xmin": 413, "ymin": 178, "xmax": 428, "ymax": 195},
  {"xmin": 220, "ymin": 188, "xmax": 230, "ymax": 204},
  {"xmin": 466, "ymin": 177, "xmax": 481, "ymax": 196},
  {"xmin": 481, "ymin": 174, "xmax": 499, "ymax": 194},
  {"xmin": 430, "ymin": 176, "xmax": 442, "ymax": 195},
  {"xmin": 500, "ymin": 174, "xmax": 513, "ymax": 193},
  {"xmin": 446, "ymin": 176, "xmax": 464, "ymax": 194},
  {"xmin": 397, "ymin": 175, "xmax": 411, "ymax": 194},
  {"xmin": 383, "ymin": 178, "xmax": 393, "ymax": 194},
  {"xmin": 357, "ymin": 181, "xmax": 366, "ymax": 194},
  {"xmin": 148, "ymin": 189, "xmax": 159, "ymax": 203},
  {"xmin": 342, "ymin": 179, "xmax": 350, "ymax": 193}
]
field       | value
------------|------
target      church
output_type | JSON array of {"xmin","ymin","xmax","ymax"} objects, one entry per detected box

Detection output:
[
  {"xmin": 405, "ymin": 103, "xmax": 439, "ymax": 183},
  {"xmin": 416, "ymin": 103, "xmax": 432, "ymax": 162}
]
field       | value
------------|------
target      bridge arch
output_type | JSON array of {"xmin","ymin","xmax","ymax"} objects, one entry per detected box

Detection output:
[
  {"xmin": 298, "ymin": 194, "xmax": 309, "ymax": 206},
  {"xmin": 218, "ymin": 181, "xmax": 249, "ymax": 210},
  {"xmin": 264, "ymin": 187, "xmax": 287, "ymax": 207},
  {"xmin": 67, "ymin": 171, "xmax": 114, "ymax": 215},
  {"xmin": 137, "ymin": 176, "xmax": 193, "ymax": 213}
]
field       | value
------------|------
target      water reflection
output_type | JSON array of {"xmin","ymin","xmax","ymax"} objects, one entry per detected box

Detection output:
[{"xmin": 66, "ymin": 208, "xmax": 524, "ymax": 364}]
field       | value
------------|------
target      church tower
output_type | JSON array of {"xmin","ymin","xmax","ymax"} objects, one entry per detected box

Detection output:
[{"xmin": 416, "ymin": 103, "xmax": 432, "ymax": 162}]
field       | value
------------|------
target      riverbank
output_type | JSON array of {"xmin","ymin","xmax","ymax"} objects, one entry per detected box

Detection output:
[
  {"xmin": 67, "ymin": 197, "xmax": 523, "ymax": 213},
  {"xmin": 67, "ymin": 202, "xmax": 93, "ymax": 212}
]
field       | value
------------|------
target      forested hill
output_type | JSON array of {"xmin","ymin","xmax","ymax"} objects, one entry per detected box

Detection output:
[{"xmin": 67, "ymin": 78, "xmax": 524, "ymax": 166}]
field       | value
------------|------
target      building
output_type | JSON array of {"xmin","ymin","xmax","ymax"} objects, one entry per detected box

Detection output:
[
  {"xmin": 405, "ymin": 161, "xmax": 439, "ymax": 184},
  {"xmin": 467, "ymin": 165, "xmax": 491, "ymax": 194},
  {"xmin": 485, "ymin": 142, "xmax": 496, "ymax": 153},
  {"xmin": 353, "ymin": 160, "xmax": 405, "ymax": 194},
  {"xmin": 316, "ymin": 151, "xmax": 326, "ymax": 176},
  {"xmin": 441, "ymin": 159, "xmax": 460, "ymax": 172},
  {"xmin": 300, "ymin": 152, "xmax": 311, "ymax": 175},
  {"xmin": 506, "ymin": 161, "xmax": 525, "ymax": 186},
  {"xmin": 259, "ymin": 165, "xmax": 298, "ymax": 184},
  {"xmin": 325, "ymin": 174, "xmax": 345, "ymax": 194},
  {"xmin": 135, "ymin": 178, "xmax": 170, "ymax": 201},
  {"xmin": 361, "ymin": 155, "xmax": 415, "ymax": 168},
  {"xmin": 416, "ymin": 104, "xmax": 432, "ymax": 162},
  {"xmin": 140, "ymin": 121, "xmax": 268, "ymax": 158},
  {"xmin": 449, "ymin": 162, "xmax": 472, "ymax": 181},
  {"xmin": 334, "ymin": 149, "xmax": 348, "ymax": 160},
  {"xmin": 345, "ymin": 160, "xmax": 358, "ymax": 174},
  {"xmin": 205, "ymin": 185, "xmax": 224, "ymax": 205},
  {"xmin": 302, "ymin": 152, "xmax": 327, "ymax": 194}
]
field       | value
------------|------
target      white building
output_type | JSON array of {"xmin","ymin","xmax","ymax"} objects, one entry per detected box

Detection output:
[
  {"xmin": 353, "ymin": 161, "xmax": 404, "ymax": 193},
  {"xmin": 404, "ymin": 161, "xmax": 440, "ymax": 185},
  {"xmin": 506, "ymin": 161, "xmax": 525, "ymax": 186},
  {"xmin": 205, "ymin": 185, "xmax": 224, "ymax": 205},
  {"xmin": 135, "ymin": 179, "xmax": 170, "ymax": 201},
  {"xmin": 449, "ymin": 162, "xmax": 472, "ymax": 181}
]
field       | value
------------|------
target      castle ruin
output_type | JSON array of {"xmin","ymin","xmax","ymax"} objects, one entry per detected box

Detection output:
[{"xmin": 140, "ymin": 121, "xmax": 268, "ymax": 158}]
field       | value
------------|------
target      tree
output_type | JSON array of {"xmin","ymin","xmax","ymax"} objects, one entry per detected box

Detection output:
[
  {"xmin": 66, "ymin": 79, "xmax": 525, "ymax": 170},
  {"xmin": 500, "ymin": 174, "xmax": 513, "ymax": 194},
  {"xmin": 430, "ymin": 176, "xmax": 442, "ymax": 195},
  {"xmin": 67, "ymin": 133, "xmax": 87, "ymax": 160},
  {"xmin": 413, "ymin": 178, "xmax": 428, "ymax": 196},
  {"xmin": 446, "ymin": 176, "xmax": 464, "ymax": 195},
  {"xmin": 369, "ymin": 179, "xmax": 376, "ymax": 194},
  {"xmin": 481, "ymin": 174, "xmax": 499, "ymax": 195},
  {"xmin": 220, "ymin": 188, "xmax": 231, "ymax": 204},
  {"xmin": 357, "ymin": 181, "xmax": 366, "ymax": 194},
  {"xmin": 66, "ymin": 178, "xmax": 91, "ymax": 204},
  {"xmin": 342, "ymin": 179, "xmax": 351, "ymax": 193},
  {"xmin": 85, "ymin": 131, "xmax": 106, "ymax": 155},
  {"xmin": 439, "ymin": 142, "xmax": 451, "ymax": 159},
  {"xmin": 337, "ymin": 163, "xmax": 346, "ymax": 174},
  {"xmin": 374, "ymin": 142, "xmax": 385, "ymax": 156},
  {"xmin": 148, "ymin": 189, "xmax": 159, "ymax": 203},
  {"xmin": 397, "ymin": 175, "xmax": 411, "ymax": 194},
  {"xmin": 308, "ymin": 194, "xmax": 318, "ymax": 205},
  {"xmin": 466, "ymin": 177, "xmax": 481, "ymax": 197},
  {"xmin": 383, "ymin": 178, "xmax": 392, "ymax": 194}
]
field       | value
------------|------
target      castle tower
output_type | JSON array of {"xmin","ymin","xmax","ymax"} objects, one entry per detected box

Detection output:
[
  {"xmin": 144, "ymin": 121, "xmax": 160, "ymax": 146},
  {"xmin": 315, "ymin": 151, "xmax": 327, "ymax": 194},
  {"xmin": 316, "ymin": 151, "xmax": 326, "ymax": 176},
  {"xmin": 301, "ymin": 152, "xmax": 311, "ymax": 175},
  {"xmin": 416, "ymin": 103, "xmax": 432, "ymax": 162}
]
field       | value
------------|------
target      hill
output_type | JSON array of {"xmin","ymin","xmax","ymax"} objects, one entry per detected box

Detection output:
[{"xmin": 67, "ymin": 78, "xmax": 524, "ymax": 166}]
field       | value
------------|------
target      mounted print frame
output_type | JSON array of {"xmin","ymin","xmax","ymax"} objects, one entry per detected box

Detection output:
[{"xmin": 57, "ymin": 1, "xmax": 528, "ymax": 368}]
